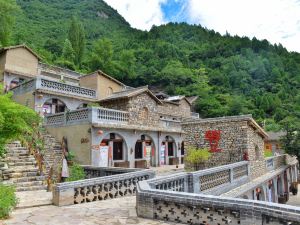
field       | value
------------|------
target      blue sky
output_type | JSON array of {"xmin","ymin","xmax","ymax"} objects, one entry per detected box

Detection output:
[{"xmin": 104, "ymin": 0, "xmax": 300, "ymax": 52}]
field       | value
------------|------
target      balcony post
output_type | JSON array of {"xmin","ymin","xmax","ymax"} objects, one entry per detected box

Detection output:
[{"xmin": 36, "ymin": 77, "xmax": 42, "ymax": 89}]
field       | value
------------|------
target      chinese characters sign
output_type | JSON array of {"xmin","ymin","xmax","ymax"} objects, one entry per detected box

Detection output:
[{"xmin": 205, "ymin": 130, "xmax": 222, "ymax": 152}]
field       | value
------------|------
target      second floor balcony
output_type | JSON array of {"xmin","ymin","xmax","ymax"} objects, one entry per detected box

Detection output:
[
  {"xmin": 11, "ymin": 77, "xmax": 97, "ymax": 100},
  {"xmin": 44, "ymin": 107, "xmax": 183, "ymax": 132}
]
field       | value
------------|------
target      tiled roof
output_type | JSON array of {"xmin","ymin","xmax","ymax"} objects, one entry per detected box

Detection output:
[
  {"xmin": 0, "ymin": 44, "xmax": 42, "ymax": 60},
  {"xmin": 99, "ymin": 86, "xmax": 162, "ymax": 104},
  {"xmin": 267, "ymin": 131, "xmax": 286, "ymax": 141}
]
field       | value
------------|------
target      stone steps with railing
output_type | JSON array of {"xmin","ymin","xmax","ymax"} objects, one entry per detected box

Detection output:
[{"xmin": 0, "ymin": 141, "xmax": 47, "ymax": 192}]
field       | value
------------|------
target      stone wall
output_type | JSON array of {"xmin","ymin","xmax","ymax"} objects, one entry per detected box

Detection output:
[
  {"xmin": 182, "ymin": 115, "xmax": 266, "ymax": 173},
  {"xmin": 102, "ymin": 93, "xmax": 161, "ymax": 126}
]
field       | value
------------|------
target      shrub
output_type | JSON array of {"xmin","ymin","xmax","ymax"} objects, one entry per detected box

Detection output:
[
  {"xmin": 185, "ymin": 147, "xmax": 211, "ymax": 164},
  {"xmin": 66, "ymin": 163, "xmax": 85, "ymax": 182},
  {"xmin": 264, "ymin": 150, "xmax": 273, "ymax": 158},
  {"xmin": 66, "ymin": 151, "xmax": 75, "ymax": 162},
  {"xmin": 0, "ymin": 184, "xmax": 18, "ymax": 219}
]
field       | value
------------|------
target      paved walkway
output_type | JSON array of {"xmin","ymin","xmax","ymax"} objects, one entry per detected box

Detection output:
[
  {"xmin": 287, "ymin": 184, "xmax": 300, "ymax": 207},
  {"xmin": 2, "ymin": 196, "xmax": 179, "ymax": 225},
  {"xmin": 1, "ymin": 165, "xmax": 185, "ymax": 225}
]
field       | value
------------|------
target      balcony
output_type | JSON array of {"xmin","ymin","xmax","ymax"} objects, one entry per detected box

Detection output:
[
  {"xmin": 44, "ymin": 107, "xmax": 129, "ymax": 126},
  {"xmin": 11, "ymin": 77, "xmax": 97, "ymax": 100},
  {"xmin": 38, "ymin": 62, "xmax": 83, "ymax": 79}
]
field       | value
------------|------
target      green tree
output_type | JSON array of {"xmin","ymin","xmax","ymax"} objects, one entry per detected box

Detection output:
[
  {"xmin": 68, "ymin": 16, "xmax": 85, "ymax": 66},
  {"xmin": 0, "ymin": 87, "xmax": 40, "ymax": 155},
  {"xmin": 62, "ymin": 39, "xmax": 75, "ymax": 63},
  {"xmin": 0, "ymin": 0, "xmax": 19, "ymax": 46},
  {"xmin": 87, "ymin": 38, "xmax": 114, "ymax": 73}
]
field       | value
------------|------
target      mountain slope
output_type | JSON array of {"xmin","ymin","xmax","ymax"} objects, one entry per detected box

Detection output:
[{"xmin": 11, "ymin": 0, "xmax": 300, "ymax": 129}]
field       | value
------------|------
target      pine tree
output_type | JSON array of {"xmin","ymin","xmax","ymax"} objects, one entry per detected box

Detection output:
[
  {"xmin": 68, "ymin": 16, "xmax": 85, "ymax": 66},
  {"xmin": 62, "ymin": 39, "xmax": 75, "ymax": 62}
]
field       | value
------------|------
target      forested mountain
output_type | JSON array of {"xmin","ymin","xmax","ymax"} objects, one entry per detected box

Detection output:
[{"xmin": 4, "ymin": 0, "xmax": 300, "ymax": 130}]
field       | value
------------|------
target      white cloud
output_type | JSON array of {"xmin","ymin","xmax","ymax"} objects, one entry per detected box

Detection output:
[
  {"xmin": 186, "ymin": 0, "xmax": 300, "ymax": 52},
  {"xmin": 103, "ymin": 0, "xmax": 167, "ymax": 30},
  {"xmin": 104, "ymin": 0, "xmax": 300, "ymax": 52}
]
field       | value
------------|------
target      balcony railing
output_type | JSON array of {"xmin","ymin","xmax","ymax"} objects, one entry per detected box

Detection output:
[
  {"xmin": 11, "ymin": 77, "xmax": 97, "ymax": 99},
  {"xmin": 44, "ymin": 107, "xmax": 129, "ymax": 126},
  {"xmin": 38, "ymin": 62, "xmax": 83, "ymax": 78},
  {"xmin": 159, "ymin": 118, "xmax": 182, "ymax": 129}
]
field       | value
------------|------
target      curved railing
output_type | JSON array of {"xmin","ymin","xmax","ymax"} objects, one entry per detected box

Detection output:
[{"xmin": 136, "ymin": 161, "xmax": 300, "ymax": 224}]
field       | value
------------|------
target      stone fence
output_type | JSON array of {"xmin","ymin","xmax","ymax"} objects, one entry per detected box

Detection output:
[
  {"xmin": 147, "ymin": 161, "xmax": 249, "ymax": 195},
  {"xmin": 11, "ymin": 77, "xmax": 97, "ymax": 99},
  {"xmin": 53, "ymin": 167, "xmax": 155, "ymax": 206},
  {"xmin": 137, "ymin": 161, "xmax": 300, "ymax": 225},
  {"xmin": 44, "ymin": 107, "xmax": 130, "ymax": 126}
]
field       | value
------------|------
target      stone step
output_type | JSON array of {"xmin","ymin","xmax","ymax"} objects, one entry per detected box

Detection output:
[
  {"xmin": 16, "ymin": 180, "xmax": 44, "ymax": 187},
  {"xmin": 11, "ymin": 176, "xmax": 46, "ymax": 183},
  {"xmin": 16, "ymin": 185, "xmax": 47, "ymax": 192},
  {"xmin": 8, "ymin": 161, "xmax": 36, "ymax": 166},
  {"xmin": 3, "ymin": 166, "xmax": 38, "ymax": 173}
]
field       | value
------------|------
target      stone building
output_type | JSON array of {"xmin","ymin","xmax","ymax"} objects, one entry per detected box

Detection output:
[
  {"xmin": 265, "ymin": 131, "xmax": 286, "ymax": 155},
  {"xmin": 182, "ymin": 115, "xmax": 268, "ymax": 179},
  {"xmin": 0, "ymin": 45, "xmax": 199, "ymax": 168}
]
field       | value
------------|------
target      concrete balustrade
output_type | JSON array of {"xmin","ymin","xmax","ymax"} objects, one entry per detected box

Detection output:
[
  {"xmin": 11, "ymin": 77, "xmax": 97, "ymax": 99},
  {"xmin": 136, "ymin": 160, "xmax": 300, "ymax": 225}
]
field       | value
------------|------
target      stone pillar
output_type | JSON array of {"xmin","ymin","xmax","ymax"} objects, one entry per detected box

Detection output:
[
  {"xmin": 273, "ymin": 177, "xmax": 278, "ymax": 203},
  {"xmin": 52, "ymin": 186, "xmax": 75, "ymax": 206}
]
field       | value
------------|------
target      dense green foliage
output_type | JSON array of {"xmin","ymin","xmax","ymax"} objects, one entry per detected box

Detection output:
[
  {"xmin": 185, "ymin": 147, "xmax": 211, "ymax": 164},
  {"xmin": 281, "ymin": 118, "xmax": 300, "ymax": 159},
  {"xmin": 3, "ymin": 0, "xmax": 300, "ymax": 130},
  {"xmin": 0, "ymin": 88, "xmax": 41, "ymax": 156},
  {"xmin": 0, "ymin": 184, "xmax": 18, "ymax": 219},
  {"xmin": 66, "ymin": 163, "xmax": 85, "ymax": 182}
]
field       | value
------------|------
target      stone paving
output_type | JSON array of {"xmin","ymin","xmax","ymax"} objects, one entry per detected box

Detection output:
[
  {"xmin": 2, "ymin": 196, "xmax": 179, "ymax": 225},
  {"xmin": 1, "ymin": 165, "xmax": 185, "ymax": 225},
  {"xmin": 287, "ymin": 184, "xmax": 300, "ymax": 207}
]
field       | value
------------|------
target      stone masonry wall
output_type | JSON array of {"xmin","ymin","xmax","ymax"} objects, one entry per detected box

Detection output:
[
  {"xmin": 182, "ymin": 116, "xmax": 266, "ymax": 173},
  {"xmin": 127, "ymin": 93, "xmax": 160, "ymax": 126},
  {"xmin": 246, "ymin": 125, "xmax": 266, "ymax": 179},
  {"xmin": 158, "ymin": 101, "xmax": 184, "ymax": 118}
]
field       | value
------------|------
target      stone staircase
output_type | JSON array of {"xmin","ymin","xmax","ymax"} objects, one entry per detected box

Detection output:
[
  {"xmin": 1, "ymin": 141, "xmax": 47, "ymax": 192},
  {"xmin": 0, "ymin": 129, "xmax": 63, "ymax": 191},
  {"xmin": 41, "ymin": 129, "xmax": 64, "ymax": 182}
]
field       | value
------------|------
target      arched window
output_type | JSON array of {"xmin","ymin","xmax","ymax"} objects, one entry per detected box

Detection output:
[
  {"xmin": 139, "ymin": 107, "xmax": 149, "ymax": 120},
  {"xmin": 107, "ymin": 87, "xmax": 113, "ymax": 96}
]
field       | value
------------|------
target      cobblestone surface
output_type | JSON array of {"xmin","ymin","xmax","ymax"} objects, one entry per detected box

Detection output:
[{"xmin": 2, "ymin": 196, "xmax": 179, "ymax": 225}]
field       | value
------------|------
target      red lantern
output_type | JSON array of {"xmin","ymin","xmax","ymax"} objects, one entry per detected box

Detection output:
[{"xmin": 97, "ymin": 130, "xmax": 103, "ymax": 135}]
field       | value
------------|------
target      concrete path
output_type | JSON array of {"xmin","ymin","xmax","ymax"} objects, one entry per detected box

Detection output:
[
  {"xmin": 287, "ymin": 184, "xmax": 300, "ymax": 207},
  {"xmin": 2, "ymin": 196, "xmax": 179, "ymax": 225},
  {"xmin": 16, "ymin": 190, "xmax": 52, "ymax": 209}
]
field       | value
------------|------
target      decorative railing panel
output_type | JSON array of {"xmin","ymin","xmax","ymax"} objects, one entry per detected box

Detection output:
[
  {"xmin": 96, "ymin": 108, "xmax": 129, "ymax": 123},
  {"xmin": 83, "ymin": 166, "xmax": 141, "ymax": 179},
  {"xmin": 39, "ymin": 78, "xmax": 96, "ymax": 99},
  {"xmin": 44, "ymin": 113, "xmax": 65, "ymax": 125},
  {"xmin": 153, "ymin": 200, "xmax": 240, "ymax": 225},
  {"xmin": 155, "ymin": 178, "xmax": 185, "ymax": 192},
  {"xmin": 233, "ymin": 164, "xmax": 248, "ymax": 179},
  {"xmin": 159, "ymin": 119, "xmax": 182, "ymax": 129},
  {"xmin": 199, "ymin": 169, "xmax": 230, "ymax": 191},
  {"xmin": 44, "ymin": 107, "xmax": 129, "ymax": 126},
  {"xmin": 53, "ymin": 168, "xmax": 155, "ymax": 206}
]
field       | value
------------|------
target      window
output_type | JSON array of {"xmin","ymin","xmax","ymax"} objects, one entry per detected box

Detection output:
[
  {"xmin": 113, "ymin": 141, "xmax": 123, "ymax": 160},
  {"xmin": 107, "ymin": 87, "xmax": 113, "ymax": 96},
  {"xmin": 168, "ymin": 142, "xmax": 174, "ymax": 156},
  {"xmin": 135, "ymin": 141, "xmax": 143, "ymax": 159}
]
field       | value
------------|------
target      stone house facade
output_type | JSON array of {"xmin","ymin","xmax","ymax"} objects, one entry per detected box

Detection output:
[{"xmin": 182, "ymin": 115, "xmax": 268, "ymax": 179}]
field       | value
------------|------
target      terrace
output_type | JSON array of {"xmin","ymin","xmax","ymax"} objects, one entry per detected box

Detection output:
[{"xmin": 11, "ymin": 77, "xmax": 97, "ymax": 100}]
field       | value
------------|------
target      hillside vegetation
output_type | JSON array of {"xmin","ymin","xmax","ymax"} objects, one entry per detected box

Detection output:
[{"xmin": 2, "ymin": 0, "xmax": 300, "ymax": 130}]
